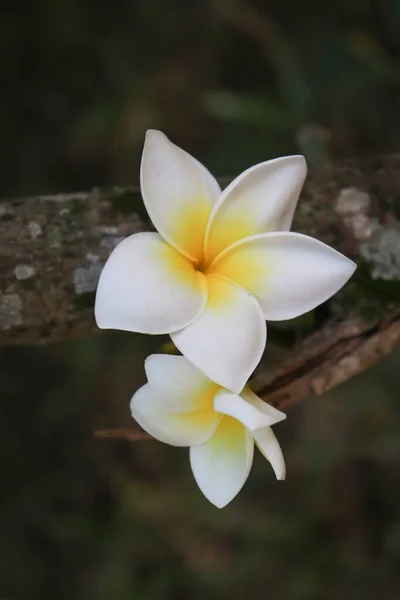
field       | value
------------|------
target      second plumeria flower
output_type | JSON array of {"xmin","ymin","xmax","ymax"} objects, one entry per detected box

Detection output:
[
  {"xmin": 95, "ymin": 130, "xmax": 356, "ymax": 393},
  {"xmin": 131, "ymin": 354, "xmax": 287, "ymax": 508}
]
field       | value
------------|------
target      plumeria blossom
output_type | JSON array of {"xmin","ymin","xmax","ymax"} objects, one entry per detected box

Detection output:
[
  {"xmin": 131, "ymin": 354, "xmax": 287, "ymax": 508},
  {"xmin": 95, "ymin": 130, "xmax": 356, "ymax": 393}
]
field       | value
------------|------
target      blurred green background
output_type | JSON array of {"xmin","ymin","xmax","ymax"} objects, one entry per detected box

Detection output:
[{"xmin": 1, "ymin": 1, "xmax": 400, "ymax": 598}]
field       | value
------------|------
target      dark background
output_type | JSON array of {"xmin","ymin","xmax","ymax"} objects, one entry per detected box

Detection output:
[{"xmin": 1, "ymin": 1, "xmax": 400, "ymax": 598}]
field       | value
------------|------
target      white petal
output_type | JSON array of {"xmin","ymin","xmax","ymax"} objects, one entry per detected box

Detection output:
[
  {"xmin": 130, "ymin": 383, "xmax": 222, "ymax": 447},
  {"xmin": 144, "ymin": 354, "xmax": 220, "ymax": 413},
  {"xmin": 95, "ymin": 232, "xmax": 207, "ymax": 334},
  {"xmin": 204, "ymin": 156, "xmax": 307, "ymax": 265},
  {"xmin": 190, "ymin": 416, "xmax": 254, "ymax": 508},
  {"xmin": 240, "ymin": 386, "xmax": 287, "ymax": 426},
  {"xmin": 253, "ymin": 427, "xmax": 286, "ymax": 480},
  {"xmin": 208, "ymin": 231, "xmax": 356, "ymax": 321},
  {"xmin": 213, "ymin": 389, "xmax": 284, "ymax": 431},
  {"xmin": 171, "ymin": 275, "xmax": 266, "ymax": 394},
  {"xmin": 141, "ymin": 130, "xmax": 221, "ymax": 263}
]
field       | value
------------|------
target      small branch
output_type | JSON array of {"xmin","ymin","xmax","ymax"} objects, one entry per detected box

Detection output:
[
  {"xmin": 94, "ymin": 428, "xmax": 152, "ymax": 442},
  {"xmin": 256, "ymin": 313, "xmax": 400, "ymax": 412}
]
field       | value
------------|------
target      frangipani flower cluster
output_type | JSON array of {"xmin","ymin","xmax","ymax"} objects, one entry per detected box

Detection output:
[
  {"xmin": 131, "ymin": 354, "xmax": 287, "ymax": 508},
  {"xmin": 95, "ymin": 130, "xmax": 356, "ymax": 393},
  {"xmin": 95, "ymin": 130, "xmax": 356, "ymax": 507}
]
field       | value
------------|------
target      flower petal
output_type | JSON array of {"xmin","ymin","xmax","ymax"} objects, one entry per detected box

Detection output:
[
  {"xmin": 171, "ymin": 275, "xmax": 266, "ymax": 394},
  {"xmin": 95, "ymin": 232, "xmax": 207, "ymax": 334},
  {"xmin": 253, "ymin": 427, "xmax": 286, "ymax": 480},
  {"xmin": 213, "ymin": 389, "xmax": 284, "ymax": 431},
  {"xmin": 144, "ymin": 354, "xmax": 220, "ymax": 413},
  {"xmin": 240, "ymin": 387, "xmax": 287, "ymax": 426},
  {"xmin": 204, "ymin": 156, "xmax": 307, "ymax": 264},
  {"xmin": 190, "ymin": 416, "xmax": 254, "ymax": 508},
  {"xmin": 208, "ymin": 231, "xmax": 356, "ymax": 321},
  {"xmin": 130, "ymin": 383, "xmax": 222, "ymax": 447},
  {"xmin": 141, "ymin": 130, "xmax": 221, "ymax": 263}
]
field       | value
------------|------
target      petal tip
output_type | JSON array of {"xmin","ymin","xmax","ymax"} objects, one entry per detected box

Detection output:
[
  {"xmin": 194, "ymin": 485, "xmax": 236, "ymax": 509},
  {"xmin": 144, "ymin": 128, "xmax": 165, "ymax": 141},
  {"xmin": 284, "ymin": 154, "xmax": 307, "ymax": 181},
  {"xmin": 337, "ymin": 255, "xmax": 357, "ymax": 286},
  {"xmin": 286, "ymin": 153, "xmax": 307, "ymax": 165},
  {"xmin": 208, "ymin": 498, "xmax": 230, "ymax": 509},
  {"xmin": 275, "ymin": 411, "xmax": 287, "ymax": 425},
  {"xmin": 348, "ymin": 258, "xmax": 357, "ymax": 274},
  {"xmin": 267, "ymin": 153, "xmax": 307, "ymax": 174},
  {"xmin": 142, "ymin": 129, "xmax": 169, "ymax": 155},
  {"xmin": 276, "ymin": 463, "xmax": 287, "ymax": 480},
  {"xmin": 271, "ymin": 453, "xmax": 286, "ymax": 481}
]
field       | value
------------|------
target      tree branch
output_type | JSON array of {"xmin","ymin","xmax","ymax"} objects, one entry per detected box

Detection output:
[{"xmin": 1, "ymin": 156, "xmax": 400, "ymax": 429}]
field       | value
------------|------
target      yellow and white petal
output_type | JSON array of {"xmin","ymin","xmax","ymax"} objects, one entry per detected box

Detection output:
[
  {"xmin": 95, "ymin": 232, "xmax": 207, "ymax": 334},
  {"xmin": 141, "ymin": 130, "xmax": 221, "ymax": 263},
  {"xmin": 190, "ymin": 416, "xmax": 254, "ymax": 508},
  {"xmin": 208, "ymin": 231, "xmax": 356, "ymax": 321},
  {"xmin": 214, "ymin": 389, "xmax": 284, "ymax": 431},
  {"xmin": 204, "ymin": 156, "xmax": 307, "ymax": 265},
  {"xmin": 130, "ymin": 383, "xmax": 222, "ymax": 447},
  {"xmin": 240, "ymin": 386, "xmax": 287, "ymax": 426},
  {"xmin": 144, "ymin": 354, "xmax": 220, "ymax": 413},
  {"xmin": 253, "ymin": 427, "xmax": 286, "ymax": 480},
  {"xmin": 171, "ymin": 275, "xmax": 266, "ymax": 394}
]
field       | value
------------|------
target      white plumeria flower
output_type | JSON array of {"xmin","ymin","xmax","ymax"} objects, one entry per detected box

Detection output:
[
  {"xmin": 95, "ymin": 130, "xmax": 356, "ymax": 393},
  {"xmin": 131, "ymin": 354, "xmax": 287, "ymax": 508}
]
